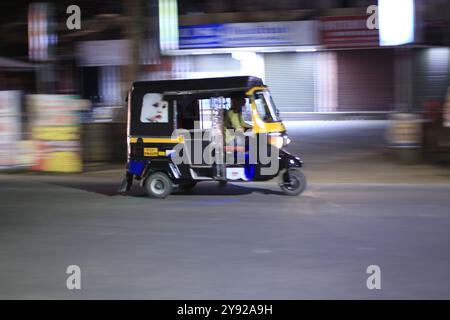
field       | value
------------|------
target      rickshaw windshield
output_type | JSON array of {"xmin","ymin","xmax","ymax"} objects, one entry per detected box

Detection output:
[{"xmin": 253, "ymin": 90, "xmax": 280, "ymax": 123}]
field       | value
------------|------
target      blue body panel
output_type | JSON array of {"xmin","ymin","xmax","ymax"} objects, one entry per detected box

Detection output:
[{"xmin": 129, "ymin": 160, "xmax": 147, "ymax": 176}]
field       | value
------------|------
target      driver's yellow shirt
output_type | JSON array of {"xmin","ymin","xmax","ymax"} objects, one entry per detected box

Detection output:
[
  {"xmin": 224, "ymin": 110, "xmax": 251, "ymax": 143},
  {"xmin": 224, "ymin": 110, "xmax": 250, "ymax": 130}
]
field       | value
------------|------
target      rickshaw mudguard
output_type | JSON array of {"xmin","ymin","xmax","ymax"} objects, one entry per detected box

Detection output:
[{"xmin": 279, "ymin": 149, "xmax": 303, "ymax": 170}]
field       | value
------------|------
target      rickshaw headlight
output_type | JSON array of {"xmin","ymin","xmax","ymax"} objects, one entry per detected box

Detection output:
[{"xmin": 269, "ymin": 135, "xmax": 284, "ymax": 149}]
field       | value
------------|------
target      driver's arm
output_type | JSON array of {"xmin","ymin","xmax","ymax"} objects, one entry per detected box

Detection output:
[{"xmin": 240, "ymin": 114, "xmax": 252, "ymax": 129}]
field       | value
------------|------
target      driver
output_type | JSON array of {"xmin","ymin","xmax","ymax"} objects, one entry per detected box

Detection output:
[{"xmin": 224, "ymin": 94, "xmax": 252, "ymax": 145}]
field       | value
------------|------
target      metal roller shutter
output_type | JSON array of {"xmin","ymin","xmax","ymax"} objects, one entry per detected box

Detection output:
[
  {"xmin": 336, "ymin": 49, "xmax": 394, "ymax": 111},
  {"xmin": 414, "ymin": 48, "xmax": 450, "ymax": 110},
  {"xmin": 264, "ymin": 52, "xmax": 316, "ymax": 114}
]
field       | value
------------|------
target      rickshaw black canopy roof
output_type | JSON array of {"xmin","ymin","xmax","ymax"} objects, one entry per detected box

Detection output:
[{"xmin": 132, "ymin": 76, "xmax": 264, "ymax": 95}]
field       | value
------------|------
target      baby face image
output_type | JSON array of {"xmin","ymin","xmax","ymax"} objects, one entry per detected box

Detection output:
[{"xmin": 140, "ymin": 93, "xmax": 169, "ymax": 123}]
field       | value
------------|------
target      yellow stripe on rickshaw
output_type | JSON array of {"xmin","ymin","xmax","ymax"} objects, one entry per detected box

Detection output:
[{"xmin": 130, "ymin": 136, "xmax": 184, "ymax": 143}]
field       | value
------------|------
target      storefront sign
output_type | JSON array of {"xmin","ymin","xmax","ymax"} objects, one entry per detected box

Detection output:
[
  {"xmin": 322, "ymin": 16, "xmax": 379, "ymax": 49},
  {"xmin": 379, "ymin": 0, "xmax": 415, "ymax": 46},
  {"xmin": 179, "ymin": 21, "xmax": 319, "ymax": 49},
  {"xmin": 28, "ymin": 95, "xmax": 86, "ymax": 172}
]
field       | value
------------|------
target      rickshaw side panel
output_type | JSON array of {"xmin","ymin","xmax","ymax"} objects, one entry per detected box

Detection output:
[{"xmin": 126, "ymin": 76, "xmax": 265, "ymax": 181}]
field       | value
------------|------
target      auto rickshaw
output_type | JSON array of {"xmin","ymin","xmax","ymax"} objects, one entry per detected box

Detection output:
[{"xmin": 119, "ymin": 76, "xmax": 306, "ymax": 198}]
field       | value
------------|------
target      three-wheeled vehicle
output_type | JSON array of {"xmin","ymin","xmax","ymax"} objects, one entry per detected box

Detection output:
[{"xmin": 119, "ymin": 76, "xmax": 306, "ymax": 198}]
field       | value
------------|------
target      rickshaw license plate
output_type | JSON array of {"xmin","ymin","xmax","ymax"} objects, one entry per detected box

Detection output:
[{"xmin": 144, "ymin": 148, "xmax": 159, "ymax": 157}]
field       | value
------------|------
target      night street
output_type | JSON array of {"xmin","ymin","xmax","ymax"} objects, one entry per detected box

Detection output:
[
  {"xmin": 1, "ymin": 177, "xmax": 450, "ymax": 299},
  {"xmin": 1, "ymin": 0, "xmax": 450, "ymax": 303}
]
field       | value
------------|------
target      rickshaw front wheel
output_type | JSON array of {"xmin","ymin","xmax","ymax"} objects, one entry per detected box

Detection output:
[
  {"xmin": 145, "ymin": 172, "xmax": 173, "ymax": 199},
  {"xmin": 279, "ymin": 169, "xmax": 307, "ymax": 196}
]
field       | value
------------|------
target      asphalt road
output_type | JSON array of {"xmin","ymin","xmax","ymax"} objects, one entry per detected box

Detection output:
[
  {"xmin": 1, "ymin": 120, "xmax": 450, "ymax": 299},
  {"xmin": 284, "ymin": 120, "xmax": 388, "ymax": 163},
  {"xmin": 1, "ymin": 176, "xmax": 450, "ymax": 299}
]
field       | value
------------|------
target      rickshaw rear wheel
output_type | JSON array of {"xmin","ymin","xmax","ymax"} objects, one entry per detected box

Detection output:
[
  {"xmin": 145, "ymin": 172, "xmax": 173, "ymax": 199},
  {"xmin": 279, "ymin": 169, "xmax": 307, "ymax": 196}
]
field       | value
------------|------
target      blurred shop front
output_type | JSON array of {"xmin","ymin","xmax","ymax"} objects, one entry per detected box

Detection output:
[
  {"xmin": 0, "ymin": 91, "xmax": 23, "ymax": 170},
  {"xmin": 27, "ymin": 94, "xmax": 87, "ymax": 172},
  {"xmin": 321, "ymin": 16, "xmax": 395, "ymax": 113},
  {"xmin": 167, "ymin": 2, "xmax": 449, "ymax": 163},
  {"xmin": 75, "ymin": 40, "xmax": 131, "ymax": 164},
  {"xmin": 168, "ymin": 20, "xmax": 321, "ymax": 117},
  {"xmin": 166, "ymin": 16, "xmax": 398, "ymax": 118},
  {"xmin": 415, "ymin": 47, "xmax": 450, "ymax": 163}
]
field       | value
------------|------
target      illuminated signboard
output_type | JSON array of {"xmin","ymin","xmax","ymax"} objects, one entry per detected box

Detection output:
[
  {"xmin": 379, "ymin": 0, "xmax": 415, "ymax": 46},
  {"xmin": 159, "ymin": 0, "xmax": 179, "ymax": 51},
  {"xmin": 178, "ymin": 21, "xmax": 319, "ymax": 50}
]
